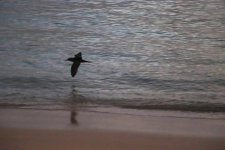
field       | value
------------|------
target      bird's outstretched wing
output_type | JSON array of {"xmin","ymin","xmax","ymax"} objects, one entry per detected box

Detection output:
[{"xmin": 71, "ymin": 61, "xmax": 80, "ymax": 77}]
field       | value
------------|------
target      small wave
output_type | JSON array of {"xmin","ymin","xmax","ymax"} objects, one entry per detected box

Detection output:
[
  {"xmin": 118, "ymin": 76, "xmax": 225, "ymax": 91},
  {"xmin": 0, "ymin": 76, "xmax": 74, "ymax": 89},
  {"xmin": 119, "ymin": 103, "xmax": 225, "ymax": 113}
]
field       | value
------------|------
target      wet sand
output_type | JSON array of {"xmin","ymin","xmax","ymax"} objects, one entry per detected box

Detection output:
[{"xmin": 0, "ymin": 108, "xmax": 225, "ymax": 150}]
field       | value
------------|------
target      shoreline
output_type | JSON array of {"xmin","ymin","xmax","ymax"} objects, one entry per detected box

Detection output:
[{"xmin": 0, "ymin": 108, "xmax": 225, "ymax": 150}]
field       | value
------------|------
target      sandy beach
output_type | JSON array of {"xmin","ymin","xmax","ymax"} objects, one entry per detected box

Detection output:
[{"xmin": 0, "ymin": 108, "xmax": 225, "ymax": 150}]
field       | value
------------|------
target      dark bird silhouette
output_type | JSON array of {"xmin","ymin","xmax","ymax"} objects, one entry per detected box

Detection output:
[{"xmin": 66, "ymin": 52, "xmax": 90, "ymax": 77}]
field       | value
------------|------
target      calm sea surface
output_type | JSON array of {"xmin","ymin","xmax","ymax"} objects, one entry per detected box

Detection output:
[{"xmin": 0, "ymin": 0, "xmax": 225, "ymax": 118}]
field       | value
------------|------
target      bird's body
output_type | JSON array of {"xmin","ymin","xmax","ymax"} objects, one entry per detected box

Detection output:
[{"xmin": 66, "ymin": 52, "xmax": 90, "ymax": 77}]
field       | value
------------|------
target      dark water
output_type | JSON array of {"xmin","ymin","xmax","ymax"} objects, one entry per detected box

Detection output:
[{"xmin": 0, "ymin": 0, "xmax": 225, "ymax": 117}]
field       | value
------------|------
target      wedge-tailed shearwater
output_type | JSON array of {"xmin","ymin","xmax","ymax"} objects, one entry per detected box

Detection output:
[{"xmin": 66, "ymin": 52, "xmax": 90, "ymax": 77}]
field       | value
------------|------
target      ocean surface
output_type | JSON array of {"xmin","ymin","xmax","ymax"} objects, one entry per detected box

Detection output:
[{"xmin": 0, "ymin": 0, "xmax": 225, "ymax": 118}]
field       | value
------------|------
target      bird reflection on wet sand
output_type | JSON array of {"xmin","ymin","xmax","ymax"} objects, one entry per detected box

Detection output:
[{"xmin": 70, "ymin": 110, "xmax": 78, "ymax": 125}]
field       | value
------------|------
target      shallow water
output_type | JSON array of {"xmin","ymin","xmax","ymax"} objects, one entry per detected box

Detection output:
[{"xmin": 0, "ymin": 0, "xmax": 225, "ymax": 116}]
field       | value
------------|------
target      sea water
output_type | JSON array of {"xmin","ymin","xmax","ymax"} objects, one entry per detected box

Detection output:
[{"xmin": 0, "ymin": 0, "xmax": 225, "ymax": 118}]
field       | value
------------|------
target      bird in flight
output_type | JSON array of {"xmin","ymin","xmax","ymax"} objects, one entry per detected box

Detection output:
[{"xmin": 66, "ymin": 52, "xmax": 90, "ymax": 77}]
